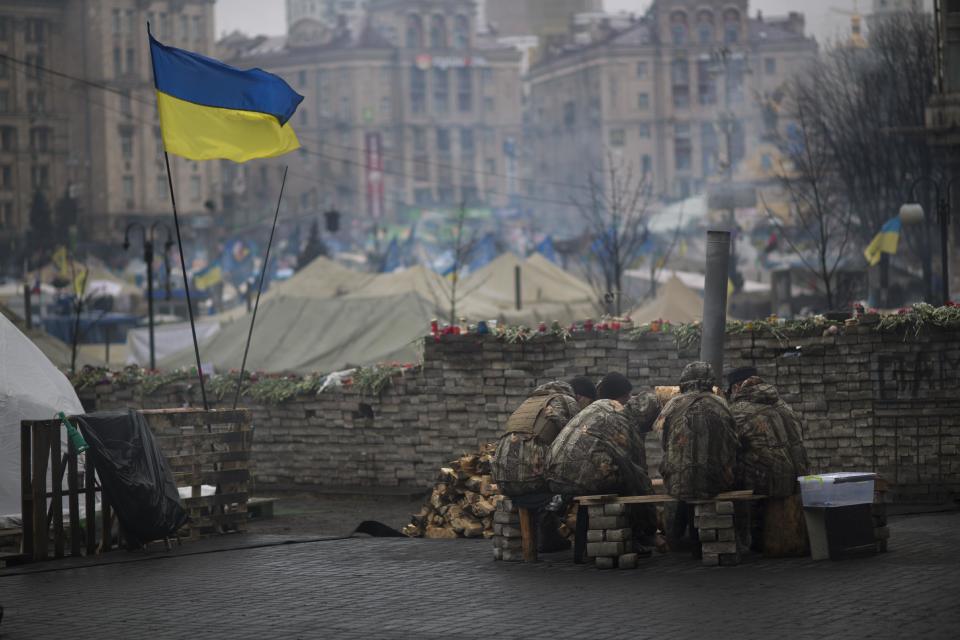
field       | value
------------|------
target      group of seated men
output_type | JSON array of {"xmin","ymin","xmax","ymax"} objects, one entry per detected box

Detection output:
[{"xmin": 490, "ymin": 361, "xmax": 810, "ymax": 555}]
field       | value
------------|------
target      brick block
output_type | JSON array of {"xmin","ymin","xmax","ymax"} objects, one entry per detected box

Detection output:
[
  {"xmin": 604, "ymin": 528, "xmax": 632, "ymax": 542},
  {"xmin": 694, "ymin": 503, "xmax": 716, "ymax": 516},
  {"xmin": 501, "ymin": 549, "xmax": 524, "ymax": 562},
  {"xmin": 697, "ymin": 515, "xmax": 734, "ymax": 529},
  {"xmin": 717, "ymin": 528, "xmax": 736, "ymax": 542},
  {"xmin": 698, "ymin": 528, "xmax": 717, "ymax": 542},
  {"xmin": 492, "ymin": 547, "xmax": 502, "ymax": 561},
  {"xmin": 493, "ymin": 511, "xmax": 520, "ymax": 524},
  {"xmin": 701, "ymin": 552, "xmax": 720, "ymax": 566},
  {"xmin": 603, "ymin": 502, "xmax": 626, "ymax": 516},
  {"xmin": 618, "ymin": 553, "xmax": 638, "ymax": 569},
  {"xmin": 586, "ymin": 530, "xmax": 604, "ymax": 542},
  {"xmin": 590, "ymin": 515, "xmax": 628, "ymax": 529},
  {"xmin": 714, "ymin": 501, "xmax": 735, "ymax": 515},
  {"xmin": 492, "ymin": 536, "xmax": 523, "ymax": 550},
  {"xmin": 494, "ymin": 524, "xmax": 522, "ymax": 538},
  {"xmin": 587, "ymin": 506, "xmax": 606, "ymax": 519},
  {"xmin": 701, "ymin": 541, "xmax": 738, "ymax": 554},
  {"xmin": 595, "ymin": 556, "xmax": 615, "ymax": 569}
]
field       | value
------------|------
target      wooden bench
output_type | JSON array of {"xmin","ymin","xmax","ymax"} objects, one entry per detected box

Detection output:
[{"xmin": 571, "ymin": 490, "xmax": 766, "ymax": 565}]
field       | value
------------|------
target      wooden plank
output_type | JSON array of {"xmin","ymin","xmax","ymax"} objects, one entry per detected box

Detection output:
[
  {"xmin": 20, "ymin": 421, "xmax": 33, "ymax": 557},
  {"xmin": 518, "ymin": 507, "xmax": 537, "ymax": 563},
  {"xmin": 573, "ymin": 494, "xmax": 620, "ymax": 504},
  {"xmin": 181, "ymin": 493, "xmax": 249, "ymax": 509},
  {"xmin": 173, "ymin": 468, "xmax": 250, "ymax": 486},
  {"xmin": 67, "ymin": 440, "xmax": 82, "ymax": 557},
  {"xmin": 154, "ymin": 430, "xmax": 252, "ymax": 449},
  {"xmin": 84, "ymin": 457, "xmax": 97, "ymax": 555},
  {"xmin": 31, "ymin": 426, "xmax": 49, "ymax": 561},
  {"xmin": 50, "ymin": 434, "xmax": 64, "ymax": 558},
  {"xmin": 142, "ymin": 409, "xmax": 250, "ymax": 429},
  {"xmin": 165, "ymin": 450, "xmax": 251, "ymax": 468}
]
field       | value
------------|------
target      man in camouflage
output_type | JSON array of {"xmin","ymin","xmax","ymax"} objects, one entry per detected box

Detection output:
[
  {"xmin": 728, "ymin": 367, "xmax": 809, "ymax": 554},
  {"xmin": 546, "ymin": 387, "xmax": 661, "ymax": 538},
  {"xmin": 656, "ymin": 362, "xmax": 739, "ymax": 546},
  {"xmin": 491, "ymin": 380, "xmax": 583, "ymax": 497}
]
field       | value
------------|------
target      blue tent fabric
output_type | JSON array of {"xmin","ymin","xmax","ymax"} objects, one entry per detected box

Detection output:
[
  {"xmin": 381, "ymin": 237, "xmax": 402, "ymax": 273},
  {"xmin": 467, "ymin": 233, "xmax": 498, "ymax": 273},
  {"xmin": 534, "ymin": 237, "xmax": 558, "ymax": 264}
]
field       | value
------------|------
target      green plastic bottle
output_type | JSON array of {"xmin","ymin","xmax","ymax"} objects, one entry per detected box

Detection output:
[{"xmin": 58, "ymin": 412, "xmax": 89, "ymax": 454}]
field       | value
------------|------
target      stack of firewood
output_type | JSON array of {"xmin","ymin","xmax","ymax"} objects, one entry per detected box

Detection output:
[{"xmin": 402, "ymin": 444, "xmax": 502, "ymax": 539}]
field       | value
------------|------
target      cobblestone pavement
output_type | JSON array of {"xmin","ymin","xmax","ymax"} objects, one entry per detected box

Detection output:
[{"xmin": 1, "ymin": 511, "xmax": 958, "ymax": 640}]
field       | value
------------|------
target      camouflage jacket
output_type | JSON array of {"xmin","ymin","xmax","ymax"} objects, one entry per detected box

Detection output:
[
  {"xmin": 730, "ymin": 377, "xmax": 810, "ymax": 498},
  {"xmin": 491, "ymin": 381, "xmax": 581, "ymax": 496},
  {"xmin": 546, "ymin": 398, "xmax": 655, "ymax": 497},
  {"xmin": 655, "ymin": 391, "xmax": 739, "ymax": 500}
]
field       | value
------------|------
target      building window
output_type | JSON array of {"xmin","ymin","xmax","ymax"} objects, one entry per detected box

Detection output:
[
  {"xmin": 120, "ymin": 91, "xmax": 132, "ymax": 115},
  {"xmin": 674, "ymin": 124, "xmax": 692, "ymax": 171},
  {"xmin": 112, "ymin": 9, "xmax": 122, "ymax": 34},
  {"xmin": 406, "ymin": 14, "xmax": 423, "ymax": 48},
  {"xmin": 697, "ymin": 11, "xmax": 714, "ymax": 44},
  {"xmin": 180, "ymin": 16, "xmax": 189, "ymax": 41},
  {"xmin": 636, "ymin": 61, "xmax": 647, "ymax": 79},
  {"xmin": 609, "ymin": 129, "xmax": 625, "ymax": 147},
  {"xmin": 113, "ymin": 48, "xmax": 122, "ymax": 77},
  {"xmin": 413, "ymin": 126, "xmax": 426, "ymax": 152},
  {"xmin": 563, "ymin": 101, "xmax": 576, "ymax": 127},
  {"xmin": 298, "ymin": 70, "xmax": 307, "ymax": 87},
  {"xmin": 126, "ymin": 48, "xmax": 135, "ymax": 74},
  {"xmin": 641, "ymin": 154, "xmax": 652, "ymax": 177},
  {"xmin": 483, "ymin": 96, "xmax": 495, "ymax": 112},
  {"xmin": 300, "ymin": 108, "xmax": 308, "ymax": 126},
  {"xmin": 193, "ymin": 16, "xmax": 203, "ymax": 42},
  {"xmin": 125, "ymin": 10, "xmax": 135, "ymax": 34},
  {"xmin": 457, "ymin": 68, "xmax": 472, "ymax": 112},
  {"xmin": 639, "ymin": 123, "xmax": 651, "ymax": 138},
  {"xmin": 724, "ymin": 9, "xmax": 740, "ymax": 44},
  {"xmin": 414, "ymin": 187, "xmax": 432, "ymax": 203},
  {"xmin": 0, "ymin": 60, "xmax": 6, "ymax": 80},
  {"xmin": 0, "ymin": 201, "xmax": 11, "ymax": 227},
  {"xmin": 27, "ymin": 91, "xmax": 46, "ymax": 112},
  {"xmin": 701, "ymin": 123, "xmax": 718, "ymax": 177},
  {"xmin": 161, "ymin": 13, "xmax": 171, "ymax": 38},
  {"xmin": 765, "ymin": 57, "xmax": 777, "ymax": 75},
  {"xmin": 190, "ymin": 175, "xmax": 201, "ymax": 200},
  {"xmin": 380, "ymin": 95, "xmax": 391, "ymax": 117},
  {"xmin": 25, "ymin": 19, "xmax": 47, "ymax": 44},
  {"xmin": 460, "ymin": 128, "xmax": 474, "ymax": 157},
  {"xmin": 30, "ymin": 127, "xmax": 49, "ymax": 152},
  {"xmin": 697, "ymin": 60, "xmax": 716, "ymax": 105},
  {"xmin": 31, "ymin": 165, "xmax": 49, "ymax": 189},
  {"xmin": 429, "ymin": 15, "xmax": 446, "ymax": 49},
  {"xmin": 726, "ymin": 58, "xmax": 747, "ymax": 104},
  {"xmin": 671, "ymin": 59, "xmax": 690, "ymax": 109},
  {"xmin": 436, "ymin": 128, "xmax": 450, "ymax": 155},
  {"xmin": 156, "ymin": 174, "xmax": 166, "ymax": 199},
  {"xmin": 433, "ymin": 68, "xmax": 449, "ymax": 114},
  {"xmin": 0, "ymin": 127, "xmax": 15, "ymax": 151},
  {"xmin": 122, "ymin": 175, "xmax": 134, "ymax": 202},
  {"xmin": 410, "ymin": 67, "xmax": 426, "ymax": 113},
  {"xmin": 0, "ymin": 17, "xmax": 9, "ymax": 41},
  {"xmin": 0, "ymin": 91, "xmax": 8, "ymax": 112},
  {"xmin": 0, "ymin": 165, "xmax": 11, "ymax": 190},
  {"xmin": 671, "ymin": 11, "xmax": 689, "ymax": 46},
  {"xmin": 637, "ymin": 92, "xmax": 649, "ymax": 110},
  {"xmin": 453, "ymin": 14, "xmax": 470, "ymax": 49}
]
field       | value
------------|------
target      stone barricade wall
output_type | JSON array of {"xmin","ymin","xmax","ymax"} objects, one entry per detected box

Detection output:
[{"xmin": 76, "ymin": 325, "xmax": 960, "ymax": 502}]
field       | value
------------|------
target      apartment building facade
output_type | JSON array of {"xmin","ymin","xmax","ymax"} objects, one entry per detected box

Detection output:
[{"xmin": 526, "ymin": 0, "xmax": 816, "ymax": 219}]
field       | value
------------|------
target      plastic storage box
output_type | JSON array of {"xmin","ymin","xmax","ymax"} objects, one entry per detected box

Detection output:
[{"xmin": 798, "ymin": 472, "xmax": 876, "ymax": 507}]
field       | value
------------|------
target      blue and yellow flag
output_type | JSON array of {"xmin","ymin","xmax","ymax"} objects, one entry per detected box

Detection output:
[
  {"xmin": 194, "ymin": 264, "xmax": 223, "ymax": 291},
  {"xmin": 148, "ymin": 33, "xmax": 303, "ymax": 163},
  {"xmin": 864, "ymin": 217, "xmax": 902, "ymax": 266}
]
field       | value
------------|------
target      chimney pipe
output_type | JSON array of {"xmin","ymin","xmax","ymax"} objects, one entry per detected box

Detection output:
[
  {"xmin": 700, "ymin": 230, "xmax": 731, "ymax": 386},
  {"xmin": 514, "ymin": 265, "xmax": 522, "ymax": 311}
]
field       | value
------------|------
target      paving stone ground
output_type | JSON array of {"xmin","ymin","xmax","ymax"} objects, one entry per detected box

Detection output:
[{"xmin": 1, "ymin": 511, "xmax": 958, "ymax": 640}]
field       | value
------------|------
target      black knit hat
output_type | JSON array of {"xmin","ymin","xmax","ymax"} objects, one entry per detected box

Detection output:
[
  {"xmin": 597, "ymin": 372, "xmax": 633, "ymax": 400},
  {"xmin": 568, "ymin": 376, "xmax": 598, "ymax": 400},
  {"xmin": 726, "ymin": 366, "xmax": 758, "ymax": 391}
]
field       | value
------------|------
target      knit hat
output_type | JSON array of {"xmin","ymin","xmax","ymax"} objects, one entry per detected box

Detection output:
[{"xmin": 597, "ymin": 372, "xmax": 632, "ymax": 400}]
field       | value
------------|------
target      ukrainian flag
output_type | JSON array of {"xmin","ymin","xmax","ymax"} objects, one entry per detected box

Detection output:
[
  {"xmin": 864, "ymin": 216, "xmax": 902, "ymax": 266},
  {"xmin": 148, "ymin": 33, "xmax": 303, "ymax": 162}
]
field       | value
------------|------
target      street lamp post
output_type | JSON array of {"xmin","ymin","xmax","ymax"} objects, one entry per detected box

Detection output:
[
  {"xmin": 902, "ymin": 176, "xmax": 958, "ymax": 305},
  {"xmin": 124, "ymin": 222, "xmax": 174, "ymax": 369}
]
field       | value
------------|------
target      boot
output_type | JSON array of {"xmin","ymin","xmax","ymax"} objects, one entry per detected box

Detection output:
[{"xmin": 537, "ymin": 511, "xmax": 571, "ymax": 553}]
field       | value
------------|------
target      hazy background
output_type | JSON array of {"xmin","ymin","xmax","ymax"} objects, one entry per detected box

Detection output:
[{"xmin": 215, "ymin": 0, "xmax": 856, "ymax": 45}]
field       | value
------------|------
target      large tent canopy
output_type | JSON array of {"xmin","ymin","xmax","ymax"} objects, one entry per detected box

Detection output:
[
  {"xmin": 628, "ymin": 275, "xmax": 703, "ymax": 325},
  {"xmin": 1, "ymin": 312, "xmax": 84, "ymax": 516}
]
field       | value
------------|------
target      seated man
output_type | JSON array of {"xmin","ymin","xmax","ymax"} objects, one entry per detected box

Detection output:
[
  {"xmin": 728, "ymin": 367, "xmax": 810, "ymax": 555},
  {"xmin": 492, "ymin": 379, "xmax": 588, "ymax": 551},
  {"xmin": 655, "ymin": 362, "xmax": 739, "ymax": 546},
  {"xmin": 546, "ymin": 380, "xmax": 660, "ymax": 542}
]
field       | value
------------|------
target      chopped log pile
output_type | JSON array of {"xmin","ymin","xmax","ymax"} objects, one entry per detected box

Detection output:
[{"xmin": 402, "ymin": 444, "xmax": 502, "ymax": 539}]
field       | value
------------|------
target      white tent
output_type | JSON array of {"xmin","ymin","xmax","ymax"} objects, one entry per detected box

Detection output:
[
  {"xmin": 0, "ymin": 313, "xmax": 84, "ymax": 517},
  {"xmin": 628, "ymin": 275, "xmax": 704, "ymax": 324}
]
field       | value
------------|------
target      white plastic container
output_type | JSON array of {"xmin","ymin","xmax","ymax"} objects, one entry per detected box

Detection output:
[{"xmin": 798, "ymin": 472, "xmax": 876, "ymax": 507}]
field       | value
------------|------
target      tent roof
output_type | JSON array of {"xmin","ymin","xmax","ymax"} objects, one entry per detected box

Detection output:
[
  {"xmin": 345, "ymin": 265, "xmax": 452, "ymax": 311},
  {"xmin": 0, "ymin": 302, "xmax": 102, "ymax": 369},
  {"xmin": 628, "ymin": 276, "xmax": 703, "ymax": 324},
  {"xmin": 160, "ymin": 292, "xmax": 434, "ymax": 374}
]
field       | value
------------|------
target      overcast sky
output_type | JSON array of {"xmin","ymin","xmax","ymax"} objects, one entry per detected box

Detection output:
[{"xmin": 215, "ymin": 0, "xmax": 856, "ymax": 45}]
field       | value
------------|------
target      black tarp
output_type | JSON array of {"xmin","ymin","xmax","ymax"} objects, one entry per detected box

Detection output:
[{"xmin": 76, "ymin": 410, "xmax": 189, "ymax": 548}]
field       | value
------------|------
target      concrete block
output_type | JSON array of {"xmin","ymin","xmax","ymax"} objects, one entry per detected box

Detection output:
[
  {"xmin": 493, "ymin": 511, "xmax": 520, "ymax": 525},
  {"xmin": 694, "ymin": 503, "xmax": 716, "ymax": 516},
  {"xmin": 697, "ymin": 515, "xmax": 734, "ymax": 529},
  {"xmin": 590, "ymin": 515, "xmax": 628, "ymax": 529},
  {"xmin": 501, "ymin": 549, "xmax": 524, "ymax": 562},
  {"xmin": 618, "ymin": 553, "xmax": 638, "ymax": 569},
  {"xmin": 603, "ymin": 502, "xmax": 626, "ymax": 516},
  {"xmin": 595, "ymin": 541, "xmax": 625, "ymax": 556},
  {"xmin": 604, "ymin": 528, "xmax": 632, "ymax": 542},
  {"xmin": 494, "ymin": 524, "xmax": 522, "ymax": 538},
  {"xmin": 586, "ymin": 530, "xmax": 604, "ymax": 542},
  {"xmin": 595, "ymin": 556, "xmax": 615, "ymax": 569},
  {"xmin": 492, "ymin": 547, "xmax": 503, "ymax": 561},
  {"xmin": 715, "ymin": 501, "xmax": 735, "ymax": 515},
  {"xmin": 698, "ymin": 528, "xmax": 718, "ymax": 542},
  {"xmin": 498, "ymin": 498, "xmax": 514, "ymax": 512},
  {"xmin": 587, "ymin": 506, "xmax": 606, "ymax": 519},
  {"xmin": 717, "ymin": 528, "xmax": 736, "ymax": 542},
  {"xmin": 701, "ymin": 541, "xmax": 738, "ymax": 554}
]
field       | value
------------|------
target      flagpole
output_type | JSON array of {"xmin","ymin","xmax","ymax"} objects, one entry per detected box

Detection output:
[
  {"xmin": 233, "ymin": 166, "xmax": 287, "ymax": 410},
  {"xmin": 163, "ymin": 151, "xmax": 209, "ymax": 410}
]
